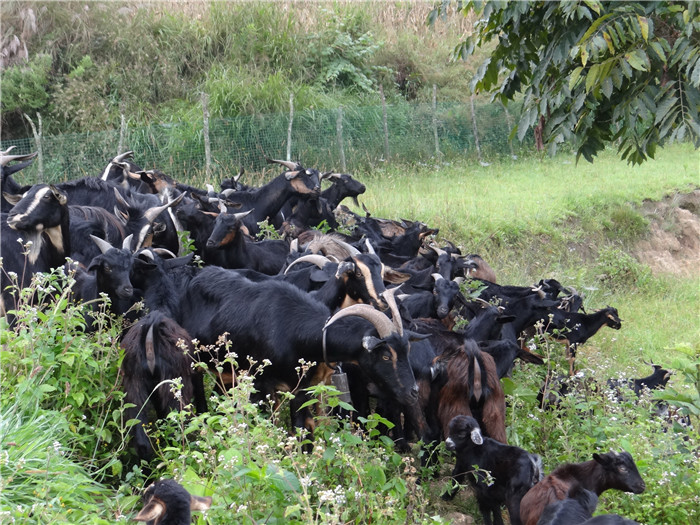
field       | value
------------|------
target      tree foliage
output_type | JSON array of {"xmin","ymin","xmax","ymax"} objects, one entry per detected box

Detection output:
[{"xmin": 430, "ymin": 1, "xmax": 700, "ymax": 164}]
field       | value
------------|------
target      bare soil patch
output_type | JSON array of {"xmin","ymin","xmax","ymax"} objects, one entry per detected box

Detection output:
[{"xmin": 634, "ymin": 189, "xmax": 700, "ymax": 277}]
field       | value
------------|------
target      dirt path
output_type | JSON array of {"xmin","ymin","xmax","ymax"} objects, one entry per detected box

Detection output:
[{"xmin": 633, "ymin": 189, "xmax": 700, "ymax": 277}]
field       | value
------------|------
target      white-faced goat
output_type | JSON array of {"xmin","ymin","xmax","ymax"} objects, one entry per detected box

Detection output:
[
  {"xmin": 134, "ymin": 478, "xmax": 212, "ymax": 525},
  {"xmin": 442, "ymin": 415, "xmax": 543, "ymax": 525},
  {"xmin": 520, "ymin": 450, "xmax": 645, "ymax": 525}
]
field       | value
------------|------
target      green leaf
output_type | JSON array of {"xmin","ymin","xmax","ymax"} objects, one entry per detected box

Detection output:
[
  {"xmin": 586, "ymin": 64, "xmax": 601, "ymax": 93},
  {"xmin": 569, "ymin": 66, "xmax": 585, "ymax": 90},
  {"xmin": 637, "ymin": 16, "xmax": 649, "ymax": 42},
  {"xmin": 654, "ymin": 95, "xmax": 679, "ymax": 125},
  {"xmin": 601, "ymin": 76, "xmax": 613, "ymax": 99},
  {"xmin": 650, "ymin": 41, "xmax": 667, "ymax": 63},
  {"xmin": 602, "ymin": 31, "xmax": 615, "ymax": 53},
  {"xmin": 625, "ymin": 49, "xmax": 649, "ymax": 71}
]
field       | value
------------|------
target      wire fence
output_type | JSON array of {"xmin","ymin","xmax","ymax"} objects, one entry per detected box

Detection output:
[{"xmin": 1, "ymin": 98, "xmax": 530, "ymax": 186}]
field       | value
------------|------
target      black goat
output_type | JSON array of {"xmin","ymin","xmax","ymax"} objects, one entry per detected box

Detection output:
[
  {"xmin": 398, "ymin": 274, "xmax": 462, "ymax": 322},
  {"xmin": 205, "ymin": 207, "xmax": 289, "ymax": 274},
  {"xmin": 442, "ymin": 415, "xmax": 543, "ymax": 525},
  {"xmin": 134, "ymin": 479, "xmax": 212, "ymax": 525},
  {"xmin": 131, "ymin": 260, "xmax": 420, "ymax": 426},
  {"xmin": 121, "ymin": 311, "xmax": 195, "ymax": 461},
  {"xmin": 607, "ymin": 363, "xmax": 672, "ymax": 397},
  {"xmin": 548, "ymin": 306, "xmax": 623, "ymax": 374},
  {"xmin": 520, "ymin": 450, "xmax": 645, "ymax": 525},
  {"xmin": 1, "ymin": 148, "xmax": 37, "ymax": 212}
]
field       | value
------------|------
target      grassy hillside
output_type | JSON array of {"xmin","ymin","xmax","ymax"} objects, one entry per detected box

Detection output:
[{"xmin": 1, "ymin": 1, "xmax": 480, "ymax": 140}]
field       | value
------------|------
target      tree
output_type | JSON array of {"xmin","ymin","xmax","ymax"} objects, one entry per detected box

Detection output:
[{"xmin": 429, "ymin": 1, "xmax": 700, "ymax": 164}]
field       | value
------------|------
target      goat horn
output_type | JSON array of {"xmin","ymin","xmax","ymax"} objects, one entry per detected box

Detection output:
[
  {"xmin": 381, "ymin": 285, "xmax": 404, "ymax": 336},
  {"xmin": 323, "ymin": 304, "xmax": 395, "ymax": 339},
  {"xmin": 284, "ymin": 254, "xmax": 331, "ymax": 274},
  {"xmin": 234, "ymin": 167, "xmax": 244, "ymax": 182},
  {"xmin": 364, "ymin": 238, "xmax": 376, "ymax": 255},
  {"xmin": 113, "ymin": 187, "xmax": 130, "ymax": 209},
  {"xmin": 0, "ymin": 150, "xmax": 38, "ymax": 167},
  {"xmin": 431, "ymin": 273, "xmax": 444, "ymax": 282},
  {"xmin": 122, "ymin": 234, "xmax": 134, "ymax": 251},
  {"xmin": 266, "ymin": 157, "xmax": 298, "ymax": 170},
  {"xmin": 233, "ymin": 209, "xmax": 254, "ymax": 221},
  {"xmin": 143, "ymin": 192, "xmax": 184, "ymax": 223},
  {"xmin": 151, "ymin": 247, "xmax": 177, "ymax": 259},
  {"xmin": 90, "ymin": 235, "xmax": 114, "ymax": 254},
  {"xmin": 112, "ymin": 151, "xmax": 134, "ymax": 163},
  {"xmin": 145, "ymin": 323, "xmax": 157, "ymax": 374}
]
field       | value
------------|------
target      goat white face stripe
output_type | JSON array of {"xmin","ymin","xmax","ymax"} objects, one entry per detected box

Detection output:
[
  {"xmin": 101, "ymin": 162, "xmax": 114, "ymax": 181},
  {"xmin": 11, "ymin": 186, "xmax": 51, "ymax": 224}
]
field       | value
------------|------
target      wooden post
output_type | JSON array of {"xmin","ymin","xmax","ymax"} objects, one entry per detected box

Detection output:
[
  {"xmin": 287, "ymin": 92, "xmax": 294, "ymax": 162},
  {"xmin": 433, "ymin": 84, "xmax": 441, "ymax": 159},
  {"xmin": 23, "ymin": 112, "xmax": 43, "ymax": 180},
  {"xmin": 201, "ymin": 92, "xmax": 212, "ymax": 179},
  {"xmin": 336, "ymin": 106, "xmax": 346, "ymax": 172},
  {"xmin": 470, "ymin": 94, "xmax": 486, "ymax": 165},
  {"xmin": 380, "ymin": 84, "xmax": 389, "ymax": 161},
  {"xmin": 118, "ymin": 113, "xmax": 127, "ymax": 155},
  {"xmin": 500, "ymin": 101, "xmax": 516, "ymax": 159}
]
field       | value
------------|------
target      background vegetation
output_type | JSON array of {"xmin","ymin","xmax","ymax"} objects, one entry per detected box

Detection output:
[{"xmin": 1, "ymin": 1, "xmax": 478, "ymax": 140}]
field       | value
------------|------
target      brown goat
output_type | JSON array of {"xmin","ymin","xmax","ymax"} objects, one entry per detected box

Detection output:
[
  {"xmin": 464, "ymin": 254, "xmax": 498, "ymax": 283},
  {"xmin": 430, "ymin": 339, "xmax": 507, "ymax": 443},
  {"xmin": 520, "ymin": 450, "xmax": 646, "ymax": 525}
]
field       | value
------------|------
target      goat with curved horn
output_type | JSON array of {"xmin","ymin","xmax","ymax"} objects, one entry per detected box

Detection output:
[
  {"xmin": 1, "ymin": 150, "xmax": 38, "ymax": 167},
  {"xmin": 284, "ymin": 254, "xmax": 332, "ymax": 274}
]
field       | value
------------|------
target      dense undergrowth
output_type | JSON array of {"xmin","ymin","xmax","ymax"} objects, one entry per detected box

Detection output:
[
  {"xmin": 1, "ymin": 146, "xmax": 699, "ymax": 523},
  {"xmin": 1, "ymin": 1, "xmax": 477, "ymax": 140}
]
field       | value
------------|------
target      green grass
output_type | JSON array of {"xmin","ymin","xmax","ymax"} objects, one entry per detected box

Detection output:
[{"xmin": 357, "ymin": 143, "xmax": 698, "ymax": 249}]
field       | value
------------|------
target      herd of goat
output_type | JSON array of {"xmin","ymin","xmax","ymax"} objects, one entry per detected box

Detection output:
[{"xmin": 0, "ymin": 147, "xmax": 681, "ymax": 524}]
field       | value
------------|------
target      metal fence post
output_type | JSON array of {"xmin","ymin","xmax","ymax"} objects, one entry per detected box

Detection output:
[
  {"xmin": 336, "ymin": 106, "xmax": 346, "ymax": 172},
  {"xmin": 287, "ymin": 93, "xmax": 294, "ymax": 162},
  {"xmin": 380, "ymin": 84, "xmax": 390, "ymax": 161},
  {"xmin": 23, "ymin": 112, "xmax": 43, "ymax": 180},
  {"xmin": 201, "ymin": 92, "xmax": 212, "ymax": 179},
  {"xmin": 433, "ymin": 84, "xmax": 441, "ymax": 159},
  {"xmin": 118, "ymin": 113, "xmax": 127, "ymax": 155},
  {"xmin": 500, "ymin": 101, "xmax": 516, "ymax": 159},
  {"xmin": 470, "ymin": 94, "xmax": 486, "ymax": 166}
]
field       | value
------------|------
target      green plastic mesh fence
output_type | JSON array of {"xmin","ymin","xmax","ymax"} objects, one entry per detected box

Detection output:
[{"xmin": 1, "ymin": 101, "xmax": 529, "ymax": 186}]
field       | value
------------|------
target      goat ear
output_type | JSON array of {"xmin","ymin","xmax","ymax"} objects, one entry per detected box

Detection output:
[
  {"xmin": 49, "ymin": 185, "xmax": 67, "ymax": 205},
  {"xmin": 190, "ymin": 494, "xmax": 213, "ymax": 512},
  {"xmin": 362, "ymin": 335, "xmax": 383, "ymax": 352},
  {"xmin": 470, "ymin": 428, "xmax": 483, "ymax": 445},
  {"xmin": 2, "ymin": 192, "xmax": 22, "ymax": 205},
  {"xmin": 383, "ymin": 267, "xmax": 411, "ymax": 284},
  {"xmin": 592, "ymin": 452, "xmax": 612, "ymax": 466},
  {"xmin": 408, "ymin": 331, "xmax": 431, "ymax": 342},
  {"xmin": 134, "ymin": 498, "xmax": 166, "ymax": 521}
]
